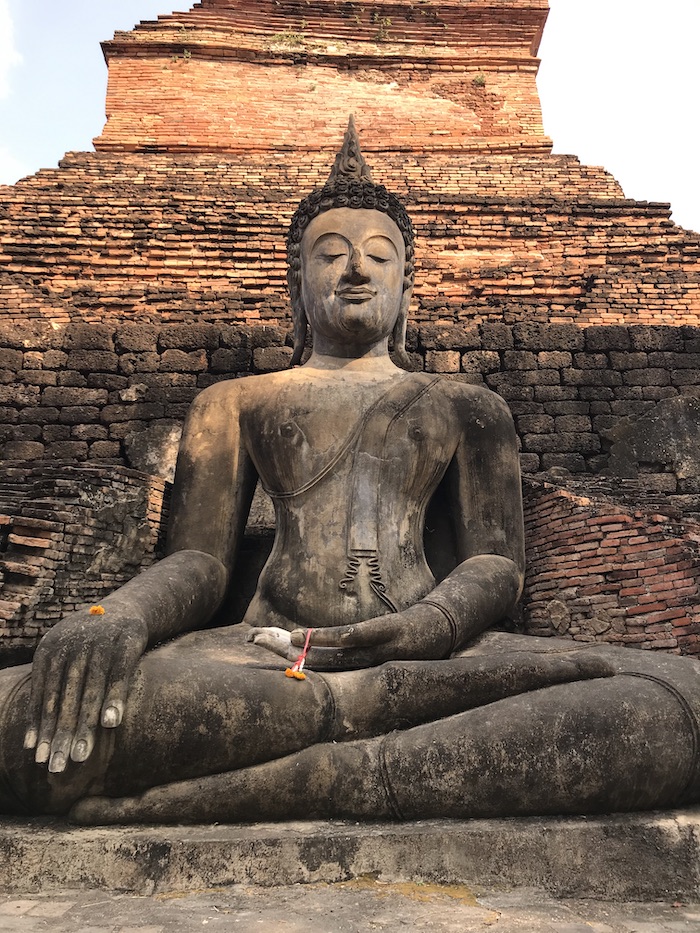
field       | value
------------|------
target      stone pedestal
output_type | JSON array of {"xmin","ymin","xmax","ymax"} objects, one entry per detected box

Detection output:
[{"xmin": 2, "ymin": 811, "xmax": 699, "ymax": 900}]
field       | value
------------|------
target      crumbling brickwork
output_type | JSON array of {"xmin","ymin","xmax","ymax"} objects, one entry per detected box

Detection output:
[
  {"xmin": 2, "ymin": 153, "xmax": 698, "ymax": 330},
  {"xmin": 522, "ymin": 479, "xmax": 700, "ymax": 656},
  {"xmin": 97, "ymin": 0, "xmax": 549, "ymax": 155},
  {"xmin": 0, "ymin": 463, "xmax": 167, "ymax": 659}
]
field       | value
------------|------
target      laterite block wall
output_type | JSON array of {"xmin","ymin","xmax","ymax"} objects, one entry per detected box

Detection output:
[{"xmin": 1, "ymin": 321, "xmax": 699, "ymax": 516}]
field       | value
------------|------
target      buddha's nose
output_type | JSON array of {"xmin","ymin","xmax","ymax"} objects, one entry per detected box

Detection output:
[{"xmin": 344, "ymin": 249, "xmax": 370, "ymax": 284}]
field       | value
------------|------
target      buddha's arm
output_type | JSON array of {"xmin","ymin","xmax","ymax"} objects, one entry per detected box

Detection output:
[
  {"xmin": 262, "ymin": 386, "xmax": 524, "ymax": 669},
  {"xmin": 25, "ymin": 381, "xmax": 257, "ymax": 771},
  {"xmin": 420, "ymin": 385, "xmax": 526, "ymax": 650}
]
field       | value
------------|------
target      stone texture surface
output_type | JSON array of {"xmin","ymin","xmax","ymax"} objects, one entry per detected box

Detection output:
[
  {"xmin": 2, "ymin": 882, "xmax": 700, "ymax": 933},
  {"xmin": 605, "ymin": 396, "xmax": 700, "ymax": 488},
  {"xmin": 1, "ymin": 812, "xmax": 700, "ymax": 901}
]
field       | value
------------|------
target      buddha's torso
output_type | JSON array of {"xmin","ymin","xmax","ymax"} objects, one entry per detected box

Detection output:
[{"xmin": 237, "ymin": 368, "xmax": 460, "ymax": 630}]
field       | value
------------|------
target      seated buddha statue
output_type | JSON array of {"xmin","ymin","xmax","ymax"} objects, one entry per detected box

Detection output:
[{"xmin": 1, "ymin": 119, "xmax": 699, "ymax": 824}]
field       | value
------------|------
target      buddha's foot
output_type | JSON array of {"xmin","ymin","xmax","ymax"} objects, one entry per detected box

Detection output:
[
  {"xmin": 328, "ymin": 649, "xmax": 615, "ymax": 740},
  {"xmin": 68, "ymin": 743, "xmax": 367, "ymax": 825}
]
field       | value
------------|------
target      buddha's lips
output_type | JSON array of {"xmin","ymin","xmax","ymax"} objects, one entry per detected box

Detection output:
[{"xmin": 337, "ymin": 287, "xmax": 376, "ymax": 301}]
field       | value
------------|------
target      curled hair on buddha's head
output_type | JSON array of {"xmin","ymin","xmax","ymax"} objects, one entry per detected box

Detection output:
[{"xmin": 287, "ymin": 115, "xmax": 415, "ymax": 367}]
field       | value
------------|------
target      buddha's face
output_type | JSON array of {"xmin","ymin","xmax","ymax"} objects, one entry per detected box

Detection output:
[{"xmin": 300, "ymin": 208, "xmax": 407, "ymax": 348}]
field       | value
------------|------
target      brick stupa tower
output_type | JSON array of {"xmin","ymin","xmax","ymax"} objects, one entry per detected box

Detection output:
[{"xmin": 1, "ymin": 0, "xmax": 700, "ymax": 659}]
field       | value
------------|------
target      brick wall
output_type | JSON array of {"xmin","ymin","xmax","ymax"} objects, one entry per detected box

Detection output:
[
  {"xmin": 96, "ymin": 0, "xmax": 549, "ymax": 154},
  {"xmin": 99, "ymin": 59, "xmax": 546, "ymax": 155},
  {"xmin": 3, "ymin": 152, "xmax": 698, "ymax": 330},
  {"xmin": 522, "ymin": 479, "xmax": 700, "ymax": 656},
  {"xmin": 3, "ymin": 3, "xmax": 697, "ymax": 334}
]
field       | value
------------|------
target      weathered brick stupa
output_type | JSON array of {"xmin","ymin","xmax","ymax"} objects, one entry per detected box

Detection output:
[{"xmin": 1, "ymin": 0, "xmax": 700, "ymax": 661}]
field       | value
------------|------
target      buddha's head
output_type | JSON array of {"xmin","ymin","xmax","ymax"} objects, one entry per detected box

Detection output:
[{"xmin": 287, "ymin": 117, "xmax": 414, "ymax": 365}]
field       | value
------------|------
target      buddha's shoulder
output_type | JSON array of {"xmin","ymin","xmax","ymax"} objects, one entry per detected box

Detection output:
[
  {"xmin": 189, "ymin": 371, "xmax": 291, "ymax": 411},
  {"xmin": 427, "ymin": 374, "xmax": 513, "ymax": 423},
  {"xmin": 189, "ymin": 371, "xmax": 513, "ymax": 428}
]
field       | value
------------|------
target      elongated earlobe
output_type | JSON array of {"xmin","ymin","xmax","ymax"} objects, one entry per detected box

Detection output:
[
  {"xmin": 391, "ymin": 291, "xmax": 412, "ymax": 370},
  {"xmin": 288, "ymin": 264, "xmax": 308, "ymax": 367},
  {"xmin": 291, "ymin": 302, "xmax": 308, "ymax": 367}
]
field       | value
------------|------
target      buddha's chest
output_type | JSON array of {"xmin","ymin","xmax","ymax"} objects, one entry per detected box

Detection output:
[{"xmin": 241, "ymin": 376, "xmax": 457, "ymax": 501}]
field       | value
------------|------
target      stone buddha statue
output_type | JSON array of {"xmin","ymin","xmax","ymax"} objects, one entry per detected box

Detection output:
[{"xmin": 1, "ymin": 120, "xmax": 699, "ymax": 823}]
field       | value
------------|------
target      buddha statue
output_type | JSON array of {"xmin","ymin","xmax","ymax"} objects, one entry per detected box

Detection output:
[{"xmin": 1, "ymin": 120, "xmax": 699, "ymax": 824}]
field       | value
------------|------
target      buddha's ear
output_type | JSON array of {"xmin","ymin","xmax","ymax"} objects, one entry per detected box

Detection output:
[
  {"xmin": 392, "ymin": 286, "xmax": 413, "ymax": 369},
  {"xmin": 290, "ymin": 298, "xmax": 308, "ymax": 367},
  {"xmin": 288, "ymin": 268, "xmax": 308, "ymax": 367}
]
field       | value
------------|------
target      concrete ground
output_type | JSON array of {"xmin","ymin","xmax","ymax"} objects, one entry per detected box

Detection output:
[{"xmin": 1, "ymin": 881, "xmax": 700, "ymax": 933}]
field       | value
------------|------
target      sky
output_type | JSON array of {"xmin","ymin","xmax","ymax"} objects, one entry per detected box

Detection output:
[{"xmin": 0, "ymin": 0, "xmax": 698, "ymax": 232}]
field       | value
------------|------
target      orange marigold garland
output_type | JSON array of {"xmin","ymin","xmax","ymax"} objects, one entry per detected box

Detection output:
[
  {"xmin": 285, "ymin": 628, "xmax": 313, "ymax": 680},
  {"xmin": 89, "ymin": 605, "xmax": 105, "ymax": 615}
]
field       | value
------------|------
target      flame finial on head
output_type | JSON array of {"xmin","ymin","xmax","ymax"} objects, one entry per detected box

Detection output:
[{"xmin": 327, "ymin": 115, "xmax": 373, "ymax": 184}]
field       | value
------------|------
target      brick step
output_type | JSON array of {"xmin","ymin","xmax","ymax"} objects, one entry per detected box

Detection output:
[
  {"xmin": 0, "ymin": 560, "xmax": 42, "ymax": 578},
  {"xmin": 119, "ymin": 2, "xmax": 547, "ymax": 49},
  {"xmin": 163, "ymin": 19, "xmax": 505, "ymax": 44}
]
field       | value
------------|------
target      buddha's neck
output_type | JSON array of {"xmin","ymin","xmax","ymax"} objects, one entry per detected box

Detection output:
[{"xmin": 303, "ymin": 350, "xmax": 403, "ymax": 377}]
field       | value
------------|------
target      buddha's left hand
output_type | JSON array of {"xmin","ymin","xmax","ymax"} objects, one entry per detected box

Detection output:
[{"xmin": 249, "ymin": 604, "xmax": 452, "ymax": 670}]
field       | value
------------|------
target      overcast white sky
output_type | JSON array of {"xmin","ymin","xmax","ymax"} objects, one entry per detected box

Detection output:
[{"xmin": 0, "ymin": 0, "xmax": 698, "ymax": 232}]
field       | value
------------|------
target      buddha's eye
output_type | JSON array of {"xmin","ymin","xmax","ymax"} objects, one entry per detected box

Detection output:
[
  {"xmin": 368, "ymin": 254, "xmax": 390, "ymax": 264},
  {"xmin": 320, "ymin": 252, "xmax": 346, "ymax": 263}
]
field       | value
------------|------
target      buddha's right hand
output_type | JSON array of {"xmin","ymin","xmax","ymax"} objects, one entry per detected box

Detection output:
[{"xmin": 23, "ymin": 607, "xmax": 148, "ymax": 774}]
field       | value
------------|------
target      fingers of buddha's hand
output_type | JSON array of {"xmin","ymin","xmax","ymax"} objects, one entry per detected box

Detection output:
[
  {"xmin": 63, "ymin": 623, "xmax": 146, "ymax": 767},
  {"xmin": 25, "ymin": 613, "xmax": 147, "ymax": 769},
  {"xmin": 48, "ymin": 633, "xmax": 140, "ymax": 770},
  {"xmin": 246, "ymin": 626, "xmax": 296, "ymax": 660},
  {"xmin": 286, "ymin": 619, "xmax": 407, "ymax": 670},
  {"xmin": 24, "ymin": 644, "xmax": 50, "ymax": 756},
  {"xmin": 70, "ymin": 650, "xmax": 111, "ymax": 764},
  {"xmin": 33, "ymin": 641, "xmax": 101, "ymax": 771},
  {"xmin": 291, "ymin": 618, "xmax": 398, "ymax": 650},
  {"xmin": 29, "ymin": 653, "xmax": 59, "ymax": 766},
  {"xmin": 99, "ymin": 625, "xmax": 148, "ymax": 730},
  {"xmin": 29, "ymin": 638, "xmax": 87, "ymax": 768},
  {"xmin": 47, "ymin": 659, "xmax": 89, "ymax": 773}
]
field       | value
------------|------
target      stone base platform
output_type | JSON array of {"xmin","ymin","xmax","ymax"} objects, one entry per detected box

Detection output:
[{"xmin": 2, "ymin": 811, "xmax": 700, "ymax": 901}]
